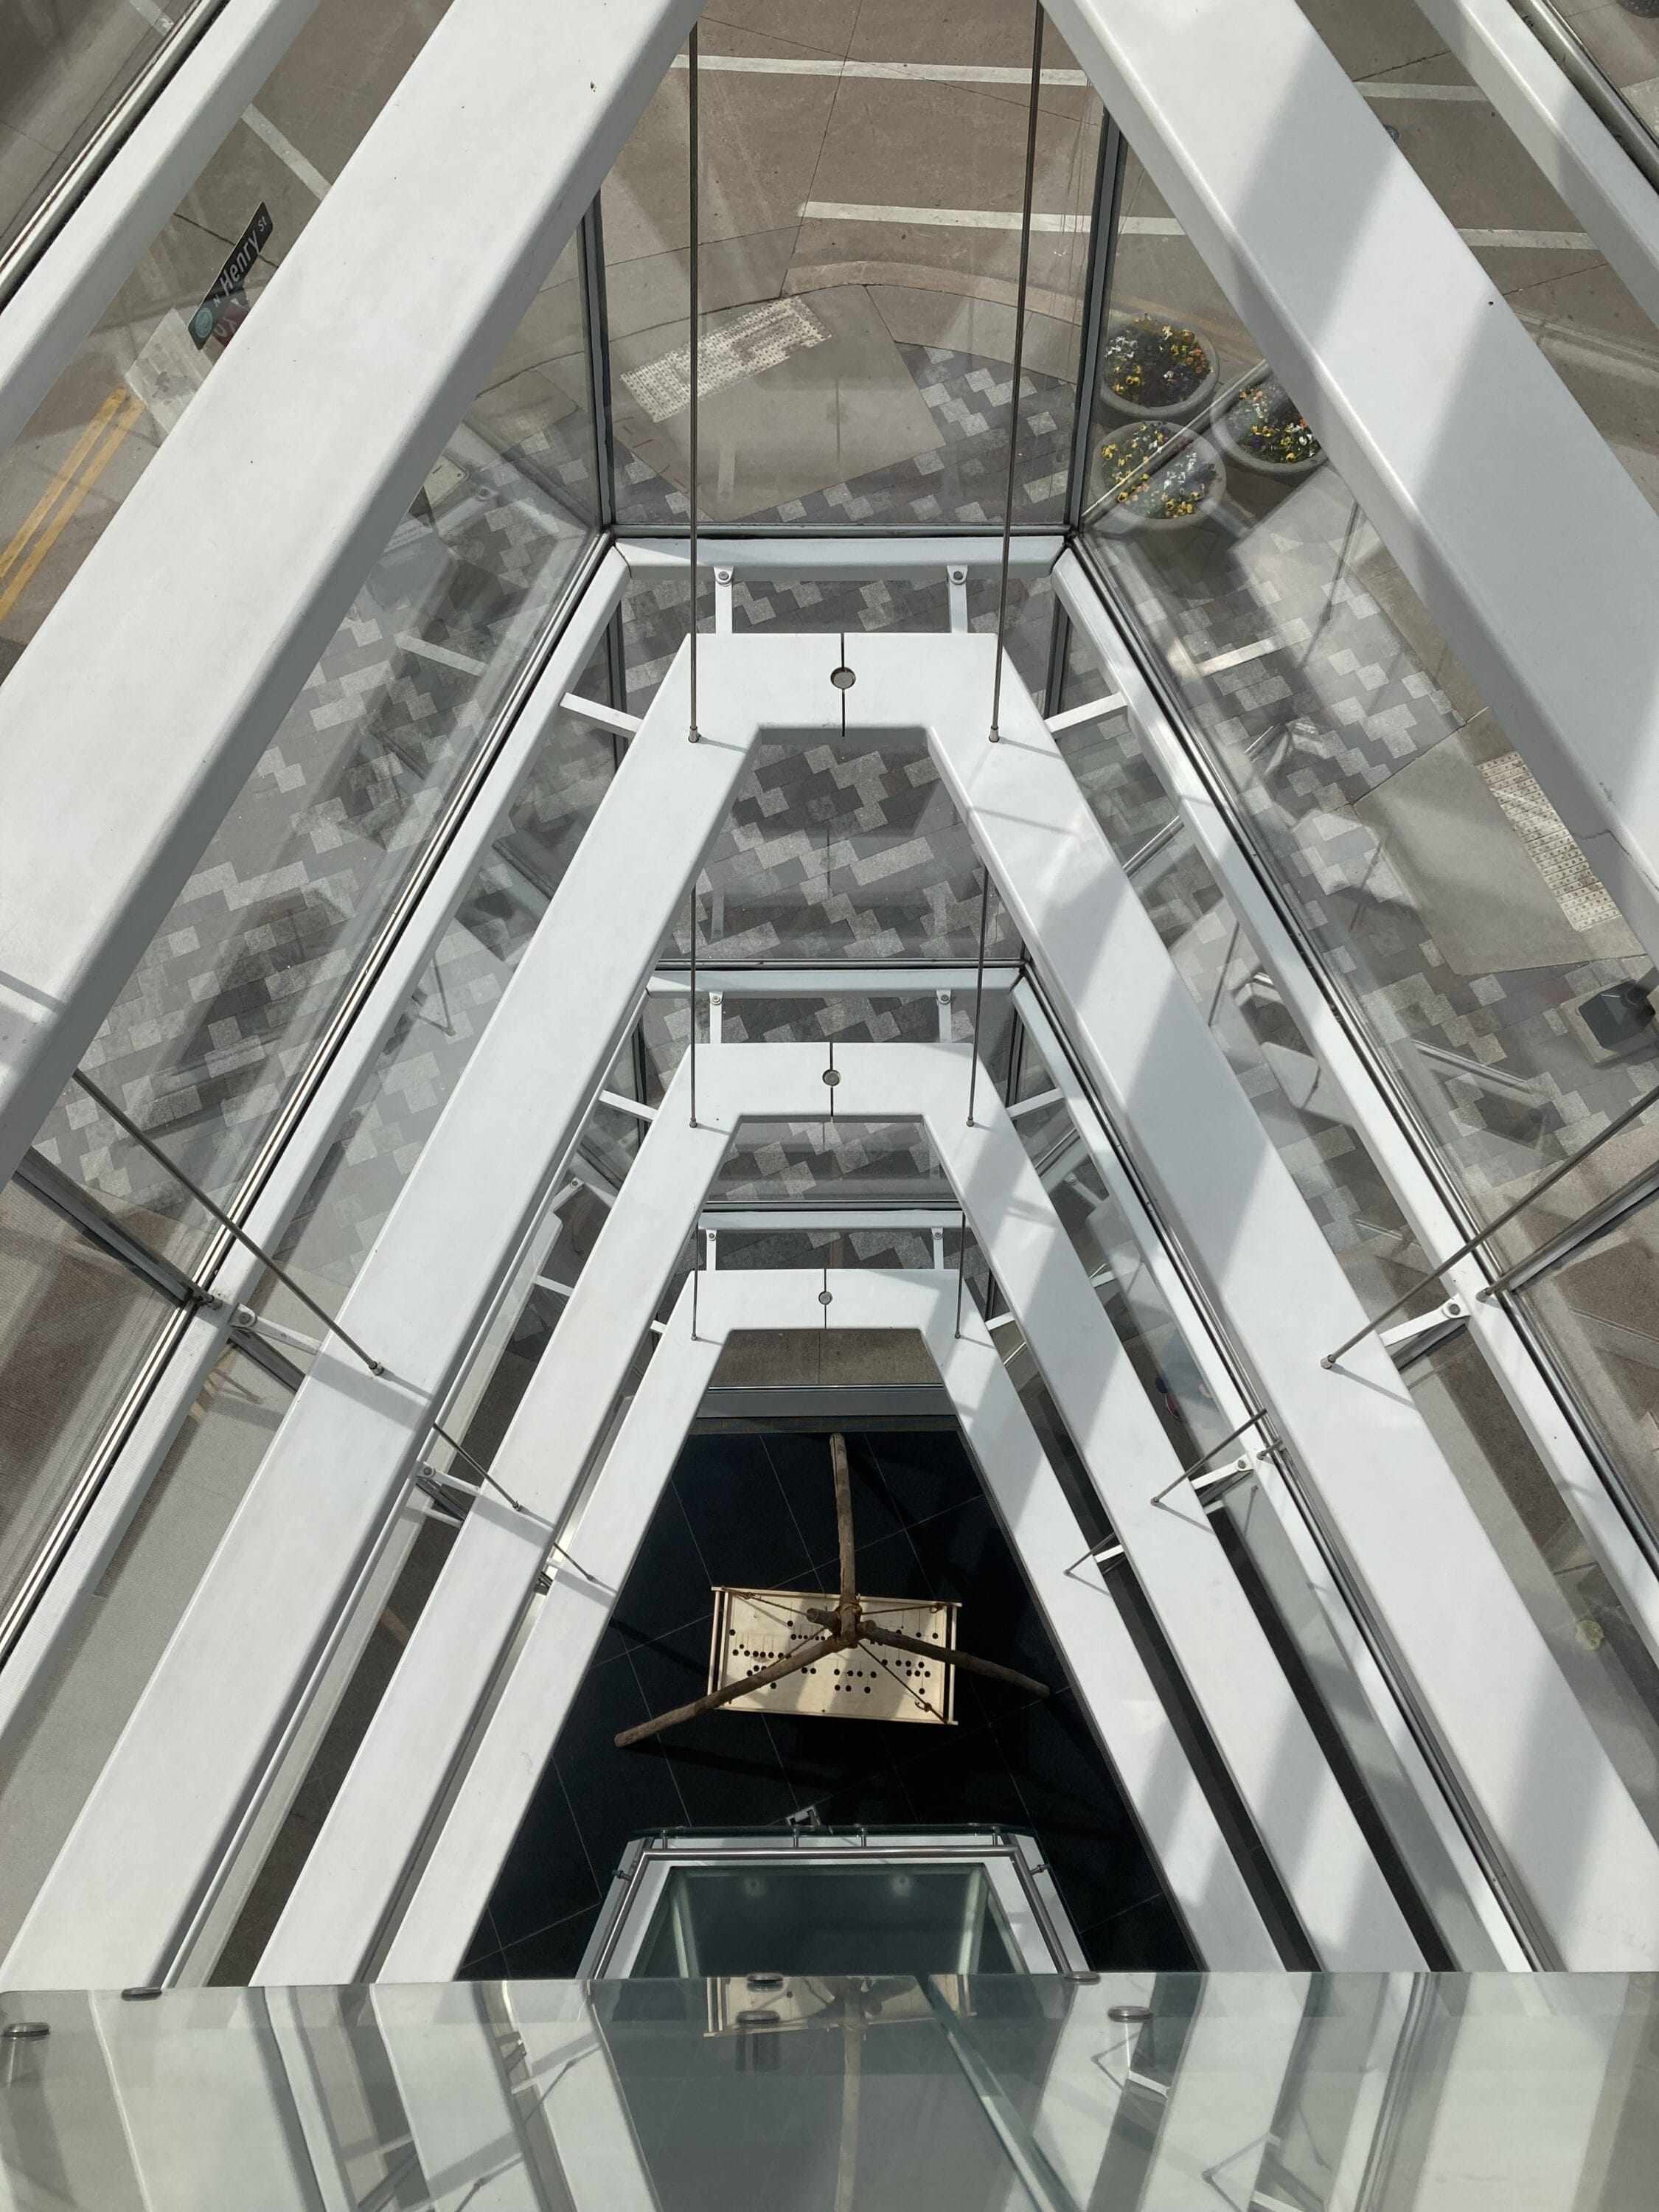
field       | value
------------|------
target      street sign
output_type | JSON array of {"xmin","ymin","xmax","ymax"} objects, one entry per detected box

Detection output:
[{"xmin": 189, "ymin": 203, "xmax": 274, "ymax": 349}]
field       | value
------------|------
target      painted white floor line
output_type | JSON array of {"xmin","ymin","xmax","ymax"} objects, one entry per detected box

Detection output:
[
  {"xmin": 122, "ymin": 0, "xmax": 328, "ymax": 197},
  {"xmin": 240, "ymin": 105, "xmax": 329, "ymax": 198},
  {"xmin": 801, "ymin": 201, "xmax": 1595, "ymax": 251},
  {"xmin": 802, "ymin": 201, "xmax": 1091, "ymax": 234},
  {"xmin": 671, "ymin": 54, "xmax": 1091, "ymax": 86},
  {"xmin": 671, "ymin": 52, "xmax": 1486, "ymax": 107}
]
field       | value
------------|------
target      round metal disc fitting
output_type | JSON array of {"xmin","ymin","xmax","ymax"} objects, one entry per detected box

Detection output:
[{"xmin": 830, "ymin": 664, "xmax": 856, "ymax": 690}]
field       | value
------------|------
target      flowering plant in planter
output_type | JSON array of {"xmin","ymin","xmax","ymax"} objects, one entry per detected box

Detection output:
[
  {"xmin": 1096, "ymin": 420, "xmax": 1224, "ymax": 529},
  {"xmin": 1214, "ymin": 376, "xmax": 1324, "ymax": 475},
  {"xmin": 1099, "ymin": 316, "xmax": 1218, "ymax": 418}
]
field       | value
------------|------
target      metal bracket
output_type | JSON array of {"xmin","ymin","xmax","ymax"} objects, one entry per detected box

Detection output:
[
  {"xmin": 1380, "ymin": 1295, "xmax": 1467, "ymax": 1353},
  {"xmin": 947, "ymin": 563, "xmax": 969, "ymax": 633}
]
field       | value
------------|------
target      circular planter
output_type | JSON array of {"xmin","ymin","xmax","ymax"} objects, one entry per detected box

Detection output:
[
  {"xmin": 1096, "ymin": 423, "xmax": 1227, "ymax": 535},
  {"xmin": 1211, "ymin": 377, "xmax": 1325, "ymax": 479},
  {"xmin": 1097, "ymin": 316, "xmax": 1219, "ymax": 422}
]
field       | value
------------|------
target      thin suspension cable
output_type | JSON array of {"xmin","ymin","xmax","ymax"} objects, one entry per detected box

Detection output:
[
  {"xmin": 989, "ymin": 0, "xmax": 1046, "ymax": 743},
  {"xmin": 965, "ymin": 868, "xmax": 992, "ymax": 1126},
  {"xmin": 688, "ymin": 873, "xmax": 699, "ymax": 1128},
  {"xmin": 74, "ymin": 1066, "xmax": 578, "ymax": 1538},
  {"xmin": 1322, "ymin": 1065, "xmax": 1659, "ymax": 1368},
  {"xmin": 954, "ymin": 1208, "xmax": 970, "ymax": 1338},
  {"xmin": 686, "ymin": 25, "xmax": 701, "ymax": 745},
  {"xmin": 73, "ymin": 1070, "xmax": 386, "ymax": 1377}
]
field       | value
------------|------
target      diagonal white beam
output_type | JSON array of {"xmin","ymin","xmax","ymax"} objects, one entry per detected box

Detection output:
[
  {"xmin": 0, "ymin": 0, "xmax": 700, "ymax": 1190},
  {"xmin": 1138, "ymin": 1976, "xmax": 1309, "ymax": 2212},
  {"xmin": 1053, "ymin": 549, "xmax": 1659, "ymax": 1711},
  {"xmin": 1411, "ymin": 0, "xmax": 1659, "ymax": 334},
  {"xmin": 361, "ymin": 1040, "xmax": 1411, "ymax": 1972},
  {"xmin": 1046, "ymin": 0, "xmax": 1659, "ymax": 967},
  {"xmin": 0, "ymin": 546, "xmax": 627, "ymax": 1753},
  {"xmin": 257, "ymin": 1071, "xmax": 736, "ymax": 1985},
  {"xmin": 373, "ymin": 1985, "xmax": 541, "ymax": 2212},
  {"xmin": 918, "ymin": 631, "xmax": 1659, "ymax": 1969},
  {"xmin": 377, "ymin": 1265, "xmax": 1276, "ymax": 1980},
  {"xmin": 0, "ymin": 0, "xmax": 324, "ymax": 454},
  {"xmin": 0, "ymin": 658, "xmax": 757, "ymax": 1991}
]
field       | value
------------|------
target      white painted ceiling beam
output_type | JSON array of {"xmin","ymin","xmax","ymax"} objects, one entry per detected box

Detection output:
[
  {"xmin": 1046, "ymin": 0, "xmax": 1659, "ymax": 969},
  {"xmin": 1413, "ymin": 0, "xmax": 1659, "ymax": 332},
  {"xmin": 257, "ymin": 1072, "xmax": 737, "ymax": 1986},
  {"xmin": 0, "ymin": 0, "xmax": 700, "ymax": 1190},
  {"xmin": 0, "ymin": 653, "xmax": 754, "ymax": 1991},
  {"xmin": 0, "ymin": 546, "xmax": 626, "ymax": 1750},
  {"xmin": 919, "ymin": 629, "xmax": 1659, "ymax": 1969},
  {"xmin": 1054, "ymin": 554, "xmax": 1659, "ymax": 1708},
  {"xmin": 366, "ymin": 1036, "xmax": 1411, "ymax": 1972},
  {"xmin": 380, "ymin": 1265, "xmax": 1279, "ymax": 1978}
]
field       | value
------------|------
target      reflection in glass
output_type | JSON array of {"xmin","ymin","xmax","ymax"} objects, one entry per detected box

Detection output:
[
  {"xmin": 602, "ymin": 21, "xmax": 1101, "ymax": 532},
  {"xmin": 0, "ymin": 1346, "xmax": 287, "ymax": 1952},
  {"xmin": 632, "ymin": 1864, "xmax": 1018, "ymax": 1979},
  {"xmin": 0, "ymin": 1178, "xmax": 175, "ymax": 1632}
]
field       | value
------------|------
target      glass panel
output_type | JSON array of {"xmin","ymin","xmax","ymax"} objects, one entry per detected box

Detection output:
[
  {"xmin": 0, "ymin": 0, "xmax": 456, "ymax": 677},
  {"xmin": 9, "ymin": 1977, "xmax": 1659, "ymax": 2210},
  {"xmin": 1518, "ymin": 1194, "xmax": 1659, "ymax": 1539},
  {"xmin": 632, "ymin": 1863, "xmax": 1018, "ymax": 1979},
  {"xmin": 1083, "ymin": 148, "xmax": 1656, "ymax": 1259},
  {"xmin": 0, "ymin": 1347, "xmax": 288, "ymax": 1953},
  {"xmin": 11, "ymin": 0, "xmax": 603, "ymax": 1257},
  {"xmin": 258, "ymin": 658, "xmax": 621, "ymax": 1311},
  {"xmin": 0, "ymin": 0, "xmax": 179, "ymax": 254},
  {"xmin": 1295, "ymin": 1, "xmax": 1659, "ymax": 519},
  {"xmin": 604, "ymin": 14, "xmax": 1102, "ymax": 531},
  {"xmin": 1054, "ymin": 626, "xmax": 1431, "ymax": 1317},
  {"xmin": 1405, "ymin": 1328, "xmax": 1659, "ymax": 1851},
  {"xmin": 0, "ymin": 1179, "xmax": 176, "ymax": 1631}
]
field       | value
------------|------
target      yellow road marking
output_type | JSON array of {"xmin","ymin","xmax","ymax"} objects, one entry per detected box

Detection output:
[
  {"xmin": 0, "ymin": 394, "xmax": 145, "ymax": 625},
  {"xmin": 0, "ymin": 386, "xmax": 131, "ymax": 586}
]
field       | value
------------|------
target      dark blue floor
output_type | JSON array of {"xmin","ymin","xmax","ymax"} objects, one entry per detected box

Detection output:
[{"xmin": 462, "ymin": 1428, "xmax": 1194, "ymax": 1978}]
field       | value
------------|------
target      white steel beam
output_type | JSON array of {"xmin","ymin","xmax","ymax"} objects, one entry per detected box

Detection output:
[
  {"xmin": 91, "ymin": 1989, "xmax": 321, "ymax": 2212},
  {"xmin": 1412, "ymin": 0, "xmax": 1659, "ymax": 333},
  {"xmin": 364, "ymin": 1037, "xmax": 1409, "ymax": 1973},
  {"xmin": 257, "ymin": 1065, "xmax": 737, "ymax": 1985},
  {"xmin": 373, "ymin": 1986, "xmax": 541, "ymax": 2212},
  {"xmin": 1013, "ymin": 977, "xmax": 1526, "ymax": 1971},
  {"xmin": 0, "ymin": 548, "xmax": 626, "ymax": 1743},
  {"xmin": 0, "ymin": 650, "xmax": 756, "ymax": 1990},
  {"xmin": 0, "ymin": 0, "xmax": 325, "ymax": 454},
  {"xmin": 378, "ymin": 1264, "xmax": 1277, "ymax": 1979},
  {"xmin": 916, "ymin": 629, "xmax": 1659, "ymax": 1968},
  {"xmin": 1138, "ymin": 1977, "xmax": 1309, "ymax": 2212},
  {"xmin": 1054, "ymin": 555, "xmax": 1659, "ymax": 1711},
  {"xmin": 617, "ymin": 533, "xmax": 1062, "ymax": 580},
  {"xmin": 0, "ymin": 0, "xmax": 699, "ymax": 1190},
  {"xmin": 1046, "ymin": 0, "xmax": 1659, "ymax": 969}
]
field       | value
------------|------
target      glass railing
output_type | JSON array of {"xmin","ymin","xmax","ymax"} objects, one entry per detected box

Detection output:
[{"xmin": 2, "ymin": 1975, "xmax": 1656, "ymax": 2211}]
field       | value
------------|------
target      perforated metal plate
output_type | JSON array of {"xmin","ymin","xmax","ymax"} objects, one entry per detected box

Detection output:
[{"xmin": 709, "ymin": 1587, "xmax": 958, "ymax": 1725}]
